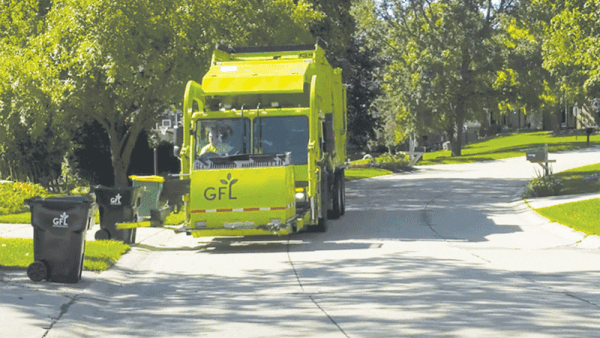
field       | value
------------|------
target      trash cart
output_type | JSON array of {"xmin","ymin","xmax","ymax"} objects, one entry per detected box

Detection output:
[
  {"xmin": 94, "ymin": 186, "xmax": 143, "ymax": 244},
  {"xmin": 129, "ymin": 175, "xmax": 169, "ymax": 225},
  {"xmin": 161, "ymin": 175, "xmax": 190, "ymax": 214},
  {"xmin": 24, "ymin": 195, "xmax": 95, "ymax": 283}
]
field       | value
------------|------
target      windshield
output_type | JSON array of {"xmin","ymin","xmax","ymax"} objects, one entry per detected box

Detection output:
[
  {"xmin": 196, "ymin": 119, "xmax": 250, "ymax": 157},
  {"xmin": 254, "ymin": 116, "xmax": 309, "ymax": 165}
]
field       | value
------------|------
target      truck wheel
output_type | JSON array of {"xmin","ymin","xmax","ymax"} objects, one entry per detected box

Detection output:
[
  {"xmin": 340, "ymin": 172, "xmax": 346, "ymax": 216},
  {"xmin": 328, "ymin": 174, "xmax": 341, "ymax": 220},
  {"xmin": 311, "ymin": 170, "xmax": 329, "ymax": 232},
  {"xmin": 315, "ymin": 216, "xmax": 327, "ymax": 232}
]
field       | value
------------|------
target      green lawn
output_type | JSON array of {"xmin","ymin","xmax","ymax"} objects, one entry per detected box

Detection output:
[
  {"xmin": 555, "ymin": 163, "xmax": 600, "ymax": 195},
  {"xmin": 345, "ymin": 168, "xmax": 393, "ymax": 181},
  {"xmin": 0, "ymin": 238, "xmax": 130, "ymax": 272},
  {"xmin": 535, "ymin": 199, "xmax": 600, "ymax": 237},
  {"xmin": 419, "ymin": 131, "xmax": 600, "ymax": 165},
  {"xmin": 528, "ymin": 162, "xmax": 600, "ymax": 237}
]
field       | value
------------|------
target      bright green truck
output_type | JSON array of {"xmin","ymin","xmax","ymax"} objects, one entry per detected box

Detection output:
[{"xmin": 175, "ymin": 39, "xmax": 347, "ymax": 237}]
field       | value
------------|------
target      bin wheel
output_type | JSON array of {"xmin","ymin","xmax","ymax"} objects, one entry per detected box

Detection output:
[
  {"xmin": 130, "ymin": 228, "xmax": 137, "ymax": 244},
  {"xmin": 27, "ymin": 261, "xmax": 48, "ymax": 282},
  {"xmin": 95, "ymin": 229, "xmax": 111, "ymax": 240}
]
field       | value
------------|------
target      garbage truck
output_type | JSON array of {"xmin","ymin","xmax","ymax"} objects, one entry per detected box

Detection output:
[{"xmin": 121, "ymin": 39, "xmax": 347, "ymax": 236}]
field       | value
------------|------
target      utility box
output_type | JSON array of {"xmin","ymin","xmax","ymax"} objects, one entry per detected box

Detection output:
[{"xmin": 24, "ymin": 196, "xmax": 95, "ymax": 283}]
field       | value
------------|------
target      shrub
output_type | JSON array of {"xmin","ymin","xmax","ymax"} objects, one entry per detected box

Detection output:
[
  {"xmin": 348, "ymin": 153, "xmax": 410, "ymax": 172},
  {"xmin": 524, "ymin": 175, "xmax": 564, "ymax": 198},
  {"xmin": 0, "ymin": 182, "xmax": 50, "ymax": 215}
]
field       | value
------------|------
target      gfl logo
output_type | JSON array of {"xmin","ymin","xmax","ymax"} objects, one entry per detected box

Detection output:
[
  {"xmin": 52, "ymin": 212, "xmax": 69, "ymax": 228},
  {"xmin": 204, "ymin": 173, "xmax": 238, "ymax": 201},
  {"xmin": 110, "ymin": 193, "xmax": 122, "ymax": 205}
]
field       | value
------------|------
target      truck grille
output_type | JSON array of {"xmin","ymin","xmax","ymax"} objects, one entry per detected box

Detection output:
[{"xmin": 194, "ymin": 153, "xmax": 292, "ymax": 170}]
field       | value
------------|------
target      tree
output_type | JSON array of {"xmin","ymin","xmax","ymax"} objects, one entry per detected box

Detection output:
[
  {"xmin": 542, "ymin": 0, "xmax": 600, "ymax": 100},
  {"xmin": 343, "ymin": 33, "xmax": 383, "ymax": 148},
  {"xmin": 491, "ymin": 1, "xmax": 556, "ymax": 129},
  {"xmin": 354, "ymin": 0, "xmax": 524, "ymax": 156},
  {"xmin": 0, "ymin": 0, "xmax": 73, "ymax": 182},
  {"xmin": 30, "ymin": 0, "xmax": 322, "ymax": 186}
]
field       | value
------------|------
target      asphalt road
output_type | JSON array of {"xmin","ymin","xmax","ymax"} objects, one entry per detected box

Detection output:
[{"xmin": 3, "ymin": 147, "xmax": 600, "ymax": 337}]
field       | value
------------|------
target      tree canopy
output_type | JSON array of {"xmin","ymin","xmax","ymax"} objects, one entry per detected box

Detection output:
[
  {"xmin": 2, "ymin": 0, "xmax": 325, "ymax": 186},
  {"xmin": 354, "ymin": 0, "xmax": 536, "ymax": 155}
]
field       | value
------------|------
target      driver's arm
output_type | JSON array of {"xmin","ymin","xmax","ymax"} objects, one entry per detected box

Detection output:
[{"xmin": 200, "ymin": 143, "xmax": 218, "ymax": 155}]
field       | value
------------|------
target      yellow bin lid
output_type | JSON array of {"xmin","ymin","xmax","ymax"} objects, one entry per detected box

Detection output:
[{"xmin": 129, "ymin": 175, "xmax": 165, "ymax": 183}]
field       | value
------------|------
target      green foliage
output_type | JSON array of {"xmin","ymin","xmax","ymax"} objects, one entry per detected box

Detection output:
[
  {"xmin": 353, "ymin": 0, "xmax": 520, "ymax": 156},
  {"xmin": 2, "ymin": 0, "xmax": 325, "ymax": 187},
  {"xmin": 535, "ymin": 199, "xmax": 600, "ymax": 237},
  {"xmin": 0, "ymin": 182, "xmax": 49, "ymax": 215},
  {"xmin": 542, "ymin": 0, "xmax": 600, "ymax": 96},
  {"xmin": 524, "ymin": 174, "xmax": 564, "ymax": 198},
  {"xmin": 350, "ymin": 152, "xmax": 410, "ymax": 172}
]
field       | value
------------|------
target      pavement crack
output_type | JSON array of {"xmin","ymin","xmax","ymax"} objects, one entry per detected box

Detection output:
[
  {"xmin": 42, "ymin": 295, "xmax": 78, "ymax": 337},
  {"xmin": 309, "ymin": 295, "xmax": 350, "ymax": 338},
  {"xmin": 564, "ymin": 292, "xmax": 600, "ymax": 308},
  {"xmin": 421, "ymin": 194, "xmax": 445, "ymax": 240},
  {"xmin": 286, "ymin": 235, "xmax": 305, "ymax": 292}
]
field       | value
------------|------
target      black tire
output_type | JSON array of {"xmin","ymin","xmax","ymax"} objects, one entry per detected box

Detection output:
[
  {"xmin": 339, "ymin": 171, "xmax": 346, "ymax": 216},
  {"xmin": 328, "ymin": 173, "xmax": 341, "ymax": 220},
  {"xmin": 95, "ymin": 229, "xmax": 110, "ymax": 240},
  {"xmin": 315, "ymin": 171, "xmax": 329, "ymax": 232},
  {"xmin": 315, "ymin": 215, "xmax": 327, "ymax": 232},
  {"xmin": 27, "ymin": 261, "xmax": 48, "ymax": 282},
  {"xmin": 309, "ymin": 170, "xmax": 329, "ymax": 232}
]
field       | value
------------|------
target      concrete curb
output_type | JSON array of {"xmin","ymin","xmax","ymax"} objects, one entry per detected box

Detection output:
[{"xmin": 512, "ymin": 190, "xmax": 600, "ymax": 249}]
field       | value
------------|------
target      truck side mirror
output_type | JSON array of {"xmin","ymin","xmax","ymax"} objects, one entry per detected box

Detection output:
[{"xmin": 174, "ymin": 125, "xmax": 183, "ymax": 157}]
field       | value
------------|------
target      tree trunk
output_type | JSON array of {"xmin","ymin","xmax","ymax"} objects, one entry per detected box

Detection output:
[
  {"xmin": 452, "ymin": 103, "xmax": 465, "ymax": 157},
  {"xmin": 104, "ymin": 115, "xmax": 149, "ymax": 187},
  {"xmin": 107, "ymin": 124, "xmax": 130, "ymax": 187}
]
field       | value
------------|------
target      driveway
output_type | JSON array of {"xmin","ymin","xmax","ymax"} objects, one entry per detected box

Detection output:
[{"xmin": 3, "ymin": 147, "xmax": 600, "ymax": 337}]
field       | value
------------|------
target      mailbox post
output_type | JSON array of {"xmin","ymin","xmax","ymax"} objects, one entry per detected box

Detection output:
[{"xmin": 526, "ymin": 144, "xmax": 555, "ymax": 176}]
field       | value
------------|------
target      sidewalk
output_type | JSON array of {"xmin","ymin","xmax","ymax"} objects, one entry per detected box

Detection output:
[
  {"xmin": 525, "ymin": 192, "xmax": 600, "ymax": 209},
  {"xmin": 519, "ymin": 192, "xmax": 600, "ymax": 249}
]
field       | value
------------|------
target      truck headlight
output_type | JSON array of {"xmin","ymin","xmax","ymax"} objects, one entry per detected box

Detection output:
[{"xmin": 295, "ymin": 187, "xmax": 306, "ymax": 200}]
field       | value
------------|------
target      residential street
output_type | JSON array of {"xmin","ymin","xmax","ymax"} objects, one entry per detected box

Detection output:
[{"xmin": 3, "ymin": 147, "xmax": 600, "ymax": 337}]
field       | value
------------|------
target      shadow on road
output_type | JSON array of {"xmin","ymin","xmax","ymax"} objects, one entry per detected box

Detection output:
[{"xmin": 3, "ymin": 249, "xmax": 600, "ymax": 337}]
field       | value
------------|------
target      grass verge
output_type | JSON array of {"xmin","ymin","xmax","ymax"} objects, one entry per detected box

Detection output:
[
  {"xmin": 554, "ymin": 163, "xmax": 600, "ymax": 195},
  {"xmin": 0, "ymin": 238, "xmax": 130, "ymax": 272},
  {"xmin": 535, "ymin": 199, "xmax": 600, "ymax": 237},
  {"xmin": 419, "ymin": 131, "xmax": 600, "ymax": 165},
  {"xmin": 345, "ymin": 168, "xmax": 393, "ymax": 181}
]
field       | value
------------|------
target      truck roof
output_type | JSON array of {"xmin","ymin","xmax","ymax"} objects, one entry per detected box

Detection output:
[{"xmin": 201, "ymin": 39, "xmax": 330, "ymax": 95}]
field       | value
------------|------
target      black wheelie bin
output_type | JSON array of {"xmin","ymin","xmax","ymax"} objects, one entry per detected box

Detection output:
[
  {"xmin": 25, "ymin": 195, "xmax": 95, "ymax": 283},
  {"xmin": 93, "ymin": 186, "xmax": 142, "ymax": 244}
]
